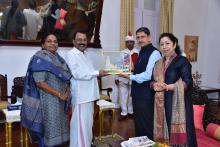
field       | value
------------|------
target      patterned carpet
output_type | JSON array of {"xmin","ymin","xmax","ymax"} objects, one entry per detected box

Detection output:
[{"xmin": 94, "ymin": 133, "xmax": 124, "ymax": 147}]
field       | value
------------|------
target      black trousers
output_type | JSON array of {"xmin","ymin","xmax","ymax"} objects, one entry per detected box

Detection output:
[{"xmin": 132, "ymin": 99, "xmax": 154, "ymax": 140}]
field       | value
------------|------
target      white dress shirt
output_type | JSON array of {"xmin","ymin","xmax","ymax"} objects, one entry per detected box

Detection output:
[
  {"xmin": 130, "ymin": 50, "xmax": 161, "ymax": 83},
  {"xmin": 66, "ymin": 47, "xmax": 100, "ymax": 106}
]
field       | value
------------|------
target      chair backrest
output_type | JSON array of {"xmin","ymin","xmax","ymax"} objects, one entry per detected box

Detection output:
[
  {"xmin": 11, "ymin": 76, "xmax": 24, "ymax": 98},
  {"xmin": 97, "ymin": 76, "xmax": 102, "ymax": 92},
  {"xmin": 97, "ymin": 76, "xmax": 112, "ymax": 99},
  {"xmin": 0, "ymin": 74, "xmax": 8, "ymax": 101}
]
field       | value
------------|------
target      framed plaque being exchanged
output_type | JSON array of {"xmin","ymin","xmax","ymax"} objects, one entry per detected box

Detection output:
[{"xmin": 102, "ymin": 51, "xmax": 132, "ymax": 74}]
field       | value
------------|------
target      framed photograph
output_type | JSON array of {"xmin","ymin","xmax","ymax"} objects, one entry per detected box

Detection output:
[
  {"xmin": 102, "ymin": 51, "xmax": 132, "ymax": 74},
  {"xmin": 184, "ymin": 35, "xmax": 199, "ymax": 62},
  {"xmin": 0, "ymin": 0, "xmax": 104, "ymax": 48}
]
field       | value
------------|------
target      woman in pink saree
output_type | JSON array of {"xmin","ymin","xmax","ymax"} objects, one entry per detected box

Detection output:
[{"xmin": 152, "ymin": 33, "xmax": 197, "ymax": 147}]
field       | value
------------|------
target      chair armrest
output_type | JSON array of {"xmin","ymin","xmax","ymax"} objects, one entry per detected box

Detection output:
[{"xmin": 100, "ymin": 88, "xmax": 113, "ymax": 97}]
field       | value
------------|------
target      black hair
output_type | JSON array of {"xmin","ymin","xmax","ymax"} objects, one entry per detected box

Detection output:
[
  {"xmin": 136, "ymin": 27, "xmax": 150, "ymax": 36},
  {"xmin": 11, "ymin": 0, "xmax": 18, "ymax": 7},
  {"xmin": 72, "ymin": 31, "xmax": 88, "ymax": 40},
  {"xmin": 29, "ymin": 0, "xmax": 36, "ymax": 9},
  {"xmin": 9, "ymin": 0, "xmax": 19, "ymax": 16},
  {"xmin": 159, "ymin": 32, "xmax": 182, "ymax": 55},
  {"xmin": 40, "ymin": 33, "xmax": 57, "ymax": 45}
]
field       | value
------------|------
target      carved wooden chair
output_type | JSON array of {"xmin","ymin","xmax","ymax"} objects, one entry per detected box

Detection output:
[
  {"xmin": 94, "ymin": 77, "xmax": 113, "ymax": 115},
  {"xmin": 97, "ymin": 76, "xmax": 113, "ymax": 101},
  {"xmin": 95, "ymin": 77, "xmax": 116, "ymax": 139},
  {"xmin": 11, "ymin": 76, "xmax": 24, "ymax": 99},
  {"xmin": 0, "ymin": 74, "xmax": 8, "ymax": 101},
  {"xmin": 0, "ymin": 75, "xmax": 25, "ymax": 115},
  {"xmin": 0, "ymin": 74, "xmax": 8, "ymax": 123},
  {"xmin": 2, "ymin": 76, "xmax": 28, "ymax": 146}
]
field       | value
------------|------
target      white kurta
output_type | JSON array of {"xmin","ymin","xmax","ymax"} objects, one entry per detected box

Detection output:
[
  {"xmin": 116, "ymin": 48, "xmax": 139, "ymax": 116},
  {"xmin": 66, "ymin": 48, "xmax": 100, "ymax": 147}
]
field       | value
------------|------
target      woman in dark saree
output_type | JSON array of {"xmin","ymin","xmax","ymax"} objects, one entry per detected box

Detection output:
[
  {"xmin": 152, "ymin": 33, "xmax": 197, "ymax": 147},
  {"xmin": 21, "ymin": 33, "xmax": 72, "ymax": 147}
]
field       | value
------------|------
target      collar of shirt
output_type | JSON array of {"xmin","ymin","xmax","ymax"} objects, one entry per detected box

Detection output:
[
  {"xmin": 123, "ymin": 48, "xmax": 139, "ymax": 55},
  {"xmin": 130, "ymin": 48, "xmax": 139, "ymax": 54},
  {"xmin": 72, "ymin": 47, "xmax": 87, "ymax": 55}
]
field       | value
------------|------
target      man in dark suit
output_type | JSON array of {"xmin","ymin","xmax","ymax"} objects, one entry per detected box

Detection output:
[{"xmin": 119, "ymin": 27, "xmax": 161, "ymax": 139}]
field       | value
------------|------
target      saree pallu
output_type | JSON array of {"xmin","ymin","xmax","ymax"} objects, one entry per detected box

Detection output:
[
  {"xmin": 21, "ymin": 50, "xmax": 72, "ymax": 135},
  {"xmin": 153, "ymin": 59, "xmax": 187, "ymax": 146}
]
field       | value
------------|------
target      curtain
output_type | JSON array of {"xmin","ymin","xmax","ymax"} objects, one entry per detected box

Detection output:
[
  {"xmin": 160, "ymin": 0, "xmax": 174, "ymax": 33},
  {"xmin": 120, "ymin": 0, "xmax": 135, "ymax": 50}
]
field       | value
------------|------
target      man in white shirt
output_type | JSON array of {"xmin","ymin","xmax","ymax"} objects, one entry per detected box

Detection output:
[
  {"xmin": 66, "ymin": 31, "xmax": 107, "ymax": 147},
  {"xmin": 23, "ymin": 0, "xmax": 42, "ymax": 40},
  {"xmin": 115, "ymin": 33, "xmax": 139, "ymax": 120}
]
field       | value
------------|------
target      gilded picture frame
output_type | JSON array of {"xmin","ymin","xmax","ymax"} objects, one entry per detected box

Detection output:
[{"xmin": 0, "ymin": 0, "xmax": 103, "ymax": 48}]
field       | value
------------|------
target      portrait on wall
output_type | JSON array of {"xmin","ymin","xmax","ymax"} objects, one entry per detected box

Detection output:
[
  {"xmin": 184, "ymin": 35, "xmax": 199, "ymax": 62},
  {"xmin": 0, "ymin": 0, "xmax": 103, "ymax": 47}
]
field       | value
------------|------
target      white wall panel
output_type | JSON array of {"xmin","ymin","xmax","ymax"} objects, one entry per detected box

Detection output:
[{"xmin": 173, "ymin": 0, "xmax": 220, "ymax": 88}]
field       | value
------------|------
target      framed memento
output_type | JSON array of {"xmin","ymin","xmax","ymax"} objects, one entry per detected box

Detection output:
[{"xmin": 102, "ymin": 51, "xmax": 132, "ymax": 74}]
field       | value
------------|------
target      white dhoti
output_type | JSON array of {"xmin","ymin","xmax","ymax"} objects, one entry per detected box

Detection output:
[
  {"xmin": 70, "ymin": 101, "xmax": 94, "ymax": 147},
  {"xmin": 118, "ymin": 82, "xmax": 133, "ymax": 116}
]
